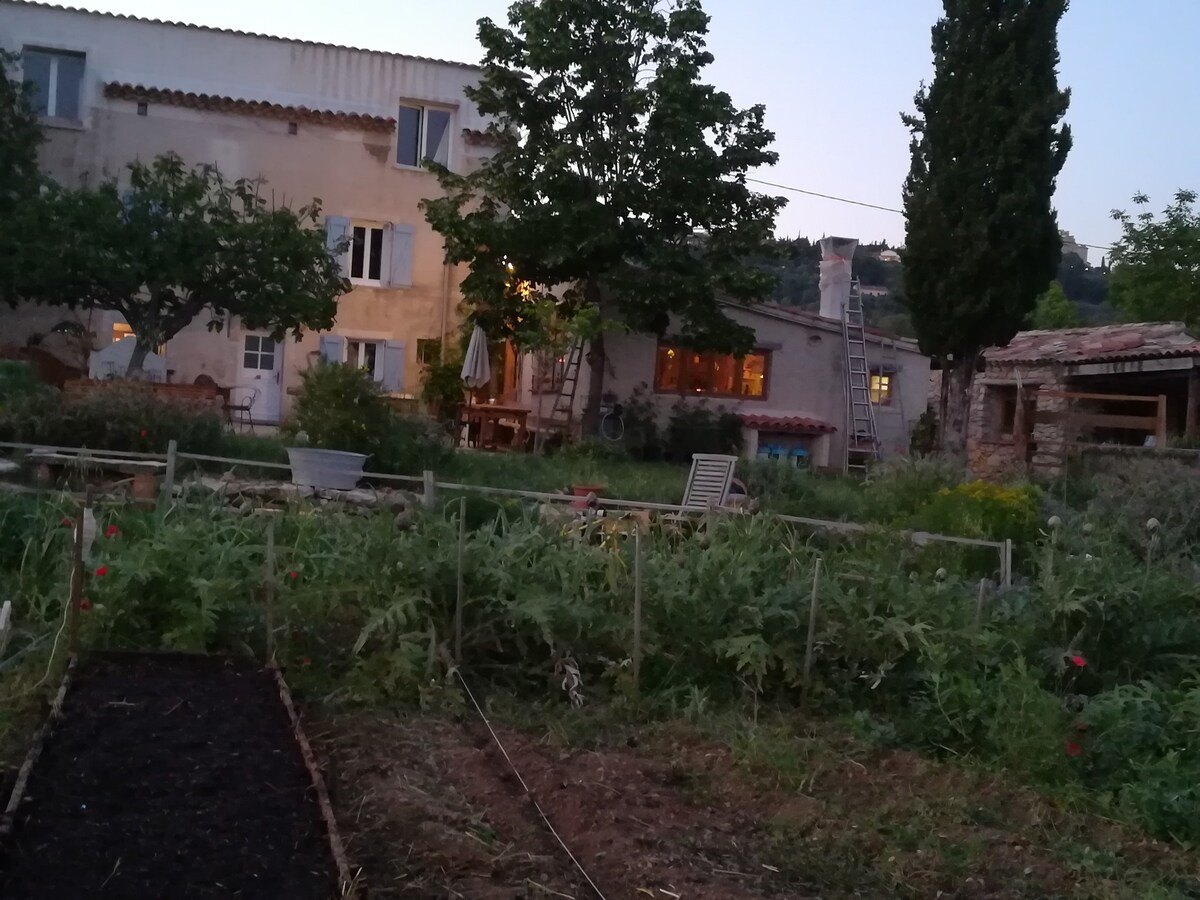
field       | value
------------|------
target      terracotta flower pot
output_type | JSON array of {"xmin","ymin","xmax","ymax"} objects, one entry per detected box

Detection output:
[{"xmin": 571, "ymin": 483, "xmax": 605, "ymax": 509}]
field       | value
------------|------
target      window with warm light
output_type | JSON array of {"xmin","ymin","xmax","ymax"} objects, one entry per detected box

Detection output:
[
  {"xmin": 655, "ymin": 345, "xmax": 769, "ymax": 399},
  {"xmin": 112, "ymin": 322, "xmax": 134, "ymax": 343},
  {"xmin": 870, "ymin": 371, "xmax": 893, "ymax": 405}
]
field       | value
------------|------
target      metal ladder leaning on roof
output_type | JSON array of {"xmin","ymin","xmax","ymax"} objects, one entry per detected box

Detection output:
[{"xmin": 841, "ymin": 278, "xmax": 880, "ymax": 474}]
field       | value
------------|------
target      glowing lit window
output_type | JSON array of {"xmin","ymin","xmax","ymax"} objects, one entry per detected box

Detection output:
[
  {"xmin": 112, "ymin": 322, "xmax": 134, "ymax": 343},
  {"xmin": 655, "ymin": 344, "xmax": 769, "ymax": 398},
  {"xmin": 870, "ymin": 372, "xmax": 893, "ymax": 405}
]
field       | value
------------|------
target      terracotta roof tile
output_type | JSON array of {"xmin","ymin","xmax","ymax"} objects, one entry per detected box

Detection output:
[
  {"xmin": 6, "ymin": 0, "xmax": 480, "ymax": 70},
  {"xmin": 739, "ymin": 414, "xmax": 837, "ymax": 435},
  {"xmin": 985, "ymin": 322, "xmax": 1200, "ymax": 365},
  {"xmin": 104, "ymin": 82, "xmax": 396, "ymax": 132}
]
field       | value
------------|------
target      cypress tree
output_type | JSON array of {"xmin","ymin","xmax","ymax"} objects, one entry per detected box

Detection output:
[{"xmin": 902, "ymin": 0, "xmax": 1072, "ymax": 457}]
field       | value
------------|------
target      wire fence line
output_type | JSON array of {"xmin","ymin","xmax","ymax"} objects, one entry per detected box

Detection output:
[{"xmin": 0, "ymin": 439, "xmax": 1013, "ymax": 586}]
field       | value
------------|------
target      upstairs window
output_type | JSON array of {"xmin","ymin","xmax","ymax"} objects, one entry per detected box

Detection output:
[
  {"xmin": 22, "ymin": 47, "xmax": 85, "ymax": 120},
  {"xmin": 396, "ymin": 104, "xmax": 452, "ymax": 167},
  {"xmin": 654, "ymin": 345, "xmax": 769, "ymax": 399},
  {"xmin": 349, "ymin": 224, "xmax": 385, "ymax": 283}
]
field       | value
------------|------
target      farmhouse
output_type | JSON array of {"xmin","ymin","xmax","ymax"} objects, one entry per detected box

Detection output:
[
  {"xmin": 968, "ymin": 322, "xmax": 1200, "ymax": 480},
  {"xmin": 0, "ymin": 0, "xmax": 491, "ymax": 421}
]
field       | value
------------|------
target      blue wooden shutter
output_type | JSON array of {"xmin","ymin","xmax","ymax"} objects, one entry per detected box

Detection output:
[
  {"xmin": 324, "ymin": 216, "xmax": 351, "ymax": 276},
  {"xmin": 318, "ymin": 335, "xmax": 345, "ymax": 363},
  {"xmin": 387, "ymin": 224, "xmax": 414, "ymax": 288},
  {"xmin": 381, "ymin": 341, "xmax": 406, "ymax": 392}
]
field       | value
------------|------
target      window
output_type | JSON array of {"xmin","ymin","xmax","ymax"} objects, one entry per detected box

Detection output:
[
  {"xmin": 416, "ymin": 339, "xmax": 441, "ymax": 365},
  {"xmin": 22, "ymin": 48, "xmax": 84, "ymax": 120},
  {"xmin": 654, "ymin": 344, "xmax": 769, "ymax": 398},
  {"xmin": 243, "ymin": 335, "xmax": 276, "ymax": 371},
  {"xmin": 350, "ymin": 224, "xmax": 385, "ymax": 283},
  {"xmin": 870, "ymin": 371, "xmax": 893, "ymax": 405},
  {"xmin": 534, "ymin": 354, "xmax": 567, "ymax": 393},
  {"xmin": 396, "ymin": 104, "xmax": 452, "ymax": 167},
  {"xmin": 112, "ymin": 322, "xmax": 134, "ymax": 343},
  {"xmin": 345, "ymin": 339, "xmax": 381, "ymax": 379}
]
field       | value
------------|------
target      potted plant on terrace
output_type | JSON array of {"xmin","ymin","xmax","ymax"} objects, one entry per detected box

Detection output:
[{"xmin": 281, "ymin": 360, "xmax": 391, "ymax": 490}]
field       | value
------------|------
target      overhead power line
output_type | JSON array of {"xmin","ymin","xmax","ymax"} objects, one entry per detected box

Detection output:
[{"xmin": 747, "ymin": 176, "xmax": 1115, "ymax": 252}]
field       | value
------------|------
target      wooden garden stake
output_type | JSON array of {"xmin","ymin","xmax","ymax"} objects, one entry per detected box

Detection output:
[
  {"xmin": 67, "ymin": 487, "xmax": 91, "ymax": 656},
  {"xmin": 800, "ymin": 558, "xmax": 822, "ymax": 711},
  {"xmin": 264, "ymin": 521, "xmax": 276, "ymax": 663},
  {"xmin": 632, "ymin": 526, "xmax": 643, "ymax": 700},
  {"xmin": 158, "ymin": 439, "xmax": 178, "ymax": 515},
  {"xmin": 974, "ymin": 578, "xmax": 989, "ymax": 631},
  {"xmin": 423, "ymin": 470, "xmax": 436, "ymax": 509},
  {"xmin": 0, "ymin": 600, "xmax": 13, "ymax": 661},
  {"xmin": 455, "ymin": 496, "xmax": 466, "ymax": 663}
]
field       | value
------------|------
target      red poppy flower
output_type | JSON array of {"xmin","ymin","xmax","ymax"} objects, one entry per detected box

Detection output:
[
  {"xmin": 94, "ymin": 566, "xmax": 108, "ymax": 577},
  {"xmin": 61, "ymin": 516, "xmax": 73, "ymax": 527},
  {"xmin": 1064, "ymin": 740, "xmax": 1082, "ymax": 757},
  {"xmin": 1070, "ymin": 655, "xmax": 1087, "ymax": 668},
  {"xmin": 139, "ymin": 429, "xmax": 148, "ymax": 438},
  {"xmin": 301, "ymin": 657, "xmax": 312, "ymax": 667},
  {"xmin": 79, "ymin": 599, "xmax": 92, "ymax": 611},
  {"xmin": 288, "ymin": 570, "xmax": 300, "ymax": 581},
  {"xmin": 104, "ymin": 524, "xmax": 119, "ymax": 538}
]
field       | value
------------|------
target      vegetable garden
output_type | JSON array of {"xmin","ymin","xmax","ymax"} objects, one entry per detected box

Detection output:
[{"xmin": 2, "ymin": 452, "xmax": 1200, "ymax": 897}]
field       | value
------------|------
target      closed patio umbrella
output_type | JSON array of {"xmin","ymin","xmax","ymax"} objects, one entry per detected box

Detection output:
[{"xmin": 460, "ymin": 324, "xmax": 491, "ymax": 390}]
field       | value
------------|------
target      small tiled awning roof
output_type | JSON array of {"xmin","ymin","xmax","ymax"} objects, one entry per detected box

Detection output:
[
  {"xmin": 739, "ymin": 414, "xmax": 836, "ymax": 435},
  {"xmin": 104, "ymin": 82, "xmax": 397, "ymax": 132},
  {"xmin": 985, "ymin": 322, "xmax": 1200, "ymax": 365}
]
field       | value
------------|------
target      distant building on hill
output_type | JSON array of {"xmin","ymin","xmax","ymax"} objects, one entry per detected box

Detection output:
[{"xmin": 1060, "ymin": 230, "xmax": 1089, "ymax": 265}]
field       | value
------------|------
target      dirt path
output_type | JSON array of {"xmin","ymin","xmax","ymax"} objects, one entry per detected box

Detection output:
[
  {"xmin": 1, "ymin": 654, "xmax": 337, "ymax": 899},
  {"xmin": 320, "ymin": 712, "xmax": 1200, "ymax": 900}
]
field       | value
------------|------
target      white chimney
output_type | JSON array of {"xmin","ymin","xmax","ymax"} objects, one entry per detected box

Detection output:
[{"xmin": 818, "ymin": 237, "xmax": 858, "ymax": 320}]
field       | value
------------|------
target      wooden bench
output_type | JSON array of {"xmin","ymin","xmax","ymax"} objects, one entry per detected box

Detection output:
[{"xmin": 27, "ymin": 450, "xmax": 168, "ymax": 500}]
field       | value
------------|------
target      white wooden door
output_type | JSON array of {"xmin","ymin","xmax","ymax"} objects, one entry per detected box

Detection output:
[{"xmin": 237, "ymin": 334, "xmax": 282, "ymax": 423}]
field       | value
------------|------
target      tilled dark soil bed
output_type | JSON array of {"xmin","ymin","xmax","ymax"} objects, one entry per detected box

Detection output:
[{"xmin": 0, "ymin": 653, "xmax": 338, "ymax": 899}]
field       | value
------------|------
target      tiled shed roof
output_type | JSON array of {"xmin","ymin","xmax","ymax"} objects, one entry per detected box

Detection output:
[
  {"xmin": 104, "ymin": 83, "xmax": 397, "ymax": 132},
  {"xmin": 739, "ymin": 414, "xmax": 837, "ymax": 435},
  {"xmin": 4, "ymin": 0, "xmax": 481, "ymax": 69},
  {"xmin": 985, "ymin": 322, "xmax": 1200, "ymax": 365}
]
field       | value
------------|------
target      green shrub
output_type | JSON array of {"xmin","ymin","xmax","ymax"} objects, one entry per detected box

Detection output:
[
  {"xmin": 1087, "ymin": 457, "xmax": 1200, "ymax": 555},
  {"xmin": 282, "ymin": 361, "xmax": 450, "ymax": 474},
  {"xmin": 665, "ymin": 401, "xmax": 742, "ymax": 462},
  {"xmin": 0, "ymin": 362, "xmax": 52, "ymax": 412},
  {"xmin": 912, "ymin": 480, "xmax": 1041, "ymax": 543},
  {"xmin": 418, "ymin": 351, "xmax": 466, "ymax": 423},
  {"xmin": 0, "ymin": 382, "xmax": 224, "ymax": 454}
]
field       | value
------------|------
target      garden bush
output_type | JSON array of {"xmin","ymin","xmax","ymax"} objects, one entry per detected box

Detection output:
[
  {"xmin": 665, "ymin": 401, "xmax": 742, "ymax": 461},
  {"xmin": 0, "ymin": 381, "xmax": 225, "ymax": 454},
  {"xmin": 912, "ymin": 480, "xmax": 1041, "ymax": 544},
  {"xmin": 282, "ymin": 361, "xmax": 450, "ymax": 474}
]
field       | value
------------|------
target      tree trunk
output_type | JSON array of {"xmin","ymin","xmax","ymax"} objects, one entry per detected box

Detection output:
[
  {"xmin": 580, "ymin": 280, "xmax": 606, "ymax": 437},
  {"xmin": 938, "ymin": 352, "xmax": 978, "ymax": 462},
  {"xmin": 126, "ymin": 337, "xmax": 153, "ymax": 377},
  {"xmin": 581, "ymin": 330, "xmax": 607, "ymax": 439}
]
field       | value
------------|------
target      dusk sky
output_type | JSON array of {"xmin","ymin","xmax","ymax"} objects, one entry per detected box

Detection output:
[{"xmin": 49, "ymin": 1, "xmax": 1199, "ymax": 255}]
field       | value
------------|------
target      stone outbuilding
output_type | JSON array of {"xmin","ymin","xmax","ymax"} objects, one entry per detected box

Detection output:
[{"xmin": 968, "ymin": 322, "xmax": 1200, "ymax": 480}]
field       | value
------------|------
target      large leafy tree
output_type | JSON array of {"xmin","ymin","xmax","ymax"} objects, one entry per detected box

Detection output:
[
  {"xmin": 1109, "ymin": 190, "xmax": 1200, "ymax": 328},
  {"xmin": 423, "ymin": 0, "xmax": 785, "ymax": 429},
  {"xmin": 40, "ymin": 153, "xmax": 347, "ymax": 373},
  {"xmin": 1029, "ymin": 281, "xmax": 1080, "ymax": 330},
  {"xmin": 902, "ymin": 0, "xmax": 1072, "ymax": 457},
  {"xmin": 0, "ymin": 48, "xmax": 47, "ymax": 308}
]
